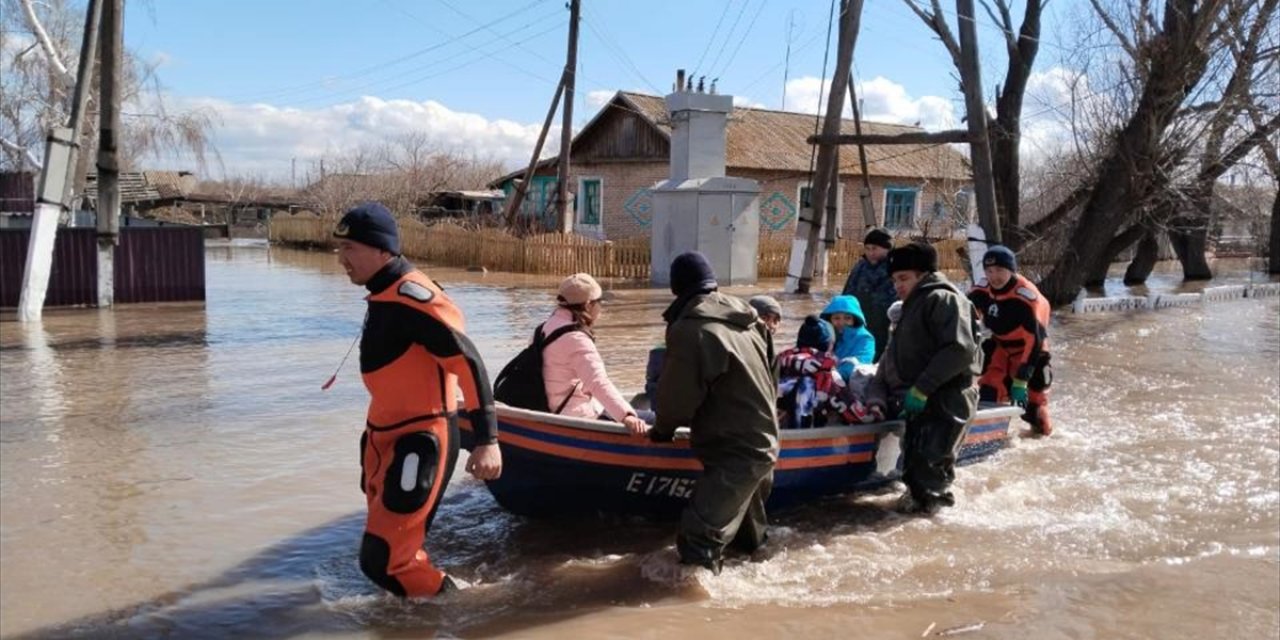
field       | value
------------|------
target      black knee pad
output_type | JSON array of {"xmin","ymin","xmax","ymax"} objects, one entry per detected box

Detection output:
[
  {"xmin": 382, "ymin": 431, "xmax": 440, "ymax": 514},
  {"xmin": 359, "ymin": 431, "xmax": 368, "ymax": 494},
  {"xmin": 1029, "ymin": 353, "xmax": 1053, "ymax": 391},
  {"xmin": 359, "ymin": 533, "xmax": 405, "ymax": 596},
  {"xmin": 980, "ymin": 339, "xmax": 997, "ymax": 375}
]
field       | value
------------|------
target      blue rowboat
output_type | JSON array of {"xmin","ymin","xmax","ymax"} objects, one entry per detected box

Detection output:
[{"xmin": 459, "ymin": 404, "xmax": 1026, "ymax": 518}]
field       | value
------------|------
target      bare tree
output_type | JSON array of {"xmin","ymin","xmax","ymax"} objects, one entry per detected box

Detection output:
[
  {"xmin": 0, "ymin": 0, "xmax": 216, "ymax": 184},
  {"xmin": 903, "ymin": 0, "xmax": 1046, "ymax": 243},
  {"xmin": 1035, "ymin": 0, "xmax": 1231, "ymax": 305}
]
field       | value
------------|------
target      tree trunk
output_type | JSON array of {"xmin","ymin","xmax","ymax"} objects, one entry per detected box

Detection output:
[
  {"xmin": 1124, "ymin": 229, "xmax": 1161, "ymax": 284},
  {"xmin": 1037, "ymin": 0, "xmax": 1218, "ymax": 307},
  {"xmin": 1084, "ymin": 224, "xmax": 1145, "ymax": 287},
  {"xmin": 1270, "ymin": 187, "xmax": 1280, "ymax": 274},
  {"xmin": 1167, "ymin": 184, "xmax": 1214, "ymax": 280}
]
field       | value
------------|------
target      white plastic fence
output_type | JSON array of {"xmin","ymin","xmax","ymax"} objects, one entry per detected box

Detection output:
[{"xmin": 1072, "ymin": 283, "xmax": 1280, "ymax": 314}]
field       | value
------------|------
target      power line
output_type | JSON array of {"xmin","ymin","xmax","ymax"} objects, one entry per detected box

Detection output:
[
  {"xmin": 579, "ymin": 8, "xmax": 662, "ymax": 94},
  {"xmin": 691, "ymin": 1, "xmax": 735, "ymax": 80},
  {"xmin": 714, "ymin": 0, "xmax": 769, "ymax": 82},
  {"xmin": 705, "ymin": 0, "xmax": 754, "ymax": 82},
  {"xmin": 221, "ymin": 0, "xmax": 553, "ymax": 103}
]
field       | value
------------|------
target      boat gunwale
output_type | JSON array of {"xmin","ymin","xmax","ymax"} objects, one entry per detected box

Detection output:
[{"xmin": 494, "ymin": 403, "xmax": 1025, "ymax": 442}]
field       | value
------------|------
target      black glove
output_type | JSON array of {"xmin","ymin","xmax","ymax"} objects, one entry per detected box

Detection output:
[{"xmin": 648, "ymin": 428, "xmax": 675, "ymax": 443}]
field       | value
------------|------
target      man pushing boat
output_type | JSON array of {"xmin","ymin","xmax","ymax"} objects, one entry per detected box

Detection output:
[{"xmin": 648, "ymin": 251, "xmax": 779, "ymax": 575}]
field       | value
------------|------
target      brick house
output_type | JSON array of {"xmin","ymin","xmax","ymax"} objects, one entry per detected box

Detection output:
[{"xmin": 491, "ymin": 91, "xmax": 973, "ymax": 241}]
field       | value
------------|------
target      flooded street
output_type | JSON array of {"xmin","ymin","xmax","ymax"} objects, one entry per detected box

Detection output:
[{"xmin": 1, "ymin": 242, "xmax": 1277, "ymax": 639}]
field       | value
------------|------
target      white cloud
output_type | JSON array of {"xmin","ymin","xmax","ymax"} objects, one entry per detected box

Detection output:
[
  {"xmin": 585, "ymin": 90, "xmax": 615, "ymax": 110},
  {"xmin": 150, "ymin": 95, "xmax": 559, "ymax": 181},
  {"xmin": 782, "ymin": 75, "xmax": 958, "ymax": 130},
  {"xmin": 1020, "ymin": 66, "xmax": 1094, "ymax": 157}
]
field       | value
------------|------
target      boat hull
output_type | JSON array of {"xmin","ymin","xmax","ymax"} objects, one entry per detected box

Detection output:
[{"xmin": 460, "ymin": 405, "xmax": 1024, "ymax": 518}]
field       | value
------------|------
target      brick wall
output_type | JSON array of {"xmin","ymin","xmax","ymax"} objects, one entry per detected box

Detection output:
[{"xmin": 538, "ymin": 161, "xmax": 971, "ymax": 242}]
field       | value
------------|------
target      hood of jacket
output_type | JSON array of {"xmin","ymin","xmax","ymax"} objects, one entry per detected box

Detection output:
[
  {"xmin": 676, "ymin": 292, "xmax": 760, "ymax": 329},
  {"xmin": 820, "ymin": 295, "xmax": 868, "ymax": 324}
]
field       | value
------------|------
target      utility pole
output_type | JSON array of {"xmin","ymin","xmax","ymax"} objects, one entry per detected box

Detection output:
[
  {"xmin": 555, "ymin": 0, "xmax": 581, "ymax": 233},
  {"xmin": 847, "ymin": 75, "xmax": 876, "ymax": 228},
  {"xmin": 18, "ymin": 0, "xmax": 103, "ymax": 322},
  {"xmin": 786, "ymin": 0, "xmax": 863, "ymax": 294},
  {"xmin": 502, "ymin": 78, "xmax": 565, "ymax": 227},
  {"xmin": 956, "ymin": 0, "xmax": 1001, "ymax": 244},
  {"xmin": 96, "ymin": 0, "xmax": 123, "ymax": 308}
]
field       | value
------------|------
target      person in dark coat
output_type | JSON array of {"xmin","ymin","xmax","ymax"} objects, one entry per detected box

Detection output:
[
  {"xmin": 842, "ymin": 227, "xmax": 897, "ymax": 361},
  {"xmin": 865, "ymin": 242, "xmax": 982, "ymax": 515},
  {"xmin": 650, "ymin": 252, "xmax": 779, "ymax": 574}
]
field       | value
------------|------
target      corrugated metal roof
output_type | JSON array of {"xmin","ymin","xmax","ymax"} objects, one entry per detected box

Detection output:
[
  {"xmin": 84, "ymin": 172, "xmax": 162, "ymax": 204},
  {"xmin": 142, "ymin": 170, "xmax": 197, "ymax": 199},
  {"xmin": 617, "ymin": 92, "xmax": 970, "ymax": 180}
]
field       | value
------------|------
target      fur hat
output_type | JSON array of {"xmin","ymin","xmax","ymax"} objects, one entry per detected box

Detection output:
[
  {"xmin": 887, "ymin": 241, "xmax": 939, "ymax": 274},
  {"xmin": 863, "ymin": 227, "xmax": 893, "ymax": 250}
]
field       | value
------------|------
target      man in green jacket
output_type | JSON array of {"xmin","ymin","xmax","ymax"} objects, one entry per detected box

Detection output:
[
  {"xmin": 866, "ymin": 242, "xmax": 982, "ymax": 515},
  {"xmin": 651, "ymin": 252, "xmax": 779, "ymax": 574}
]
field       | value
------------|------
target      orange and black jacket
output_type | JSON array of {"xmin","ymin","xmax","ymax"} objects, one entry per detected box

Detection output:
[
  {"xmin": 968, "ymin": 273, "xmax": 1051, "ymax": 380},
  {"xmin": 361, "ymin": 257, "xmax": 498, "ymax": 444}
]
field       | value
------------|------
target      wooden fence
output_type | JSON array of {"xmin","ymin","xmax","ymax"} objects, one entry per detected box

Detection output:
[{"xmin": 270, "ymin": 215, "xmax": 965, "ymax": 280}]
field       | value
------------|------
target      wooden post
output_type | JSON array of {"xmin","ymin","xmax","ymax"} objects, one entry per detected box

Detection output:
[
  {"xmin": 503, "ymin": 78, "xmax": 565, "ymax": 227},
  {"xmin": 555, "ymin": 0, "xmax": 581, "ymax": 234},
  {"xmin": 847, "ymin": 74, "xmax": 877, "ymax": 228},
  {"xmin": 787, "ymin": 0, "xmax": 864, "ymax": 293},
  {"xmin": 956, "ymin": 0, "xmax": 1001, "ymax": 244},
  {"xmin": 96, "ymin": 0, "xmax": 123, "ymax": 308}
]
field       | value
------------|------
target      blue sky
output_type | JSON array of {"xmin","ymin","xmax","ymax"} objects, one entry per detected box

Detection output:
[{"xmin": 116, "ymin": 0, "xmax": 1078, "ymax": 179}]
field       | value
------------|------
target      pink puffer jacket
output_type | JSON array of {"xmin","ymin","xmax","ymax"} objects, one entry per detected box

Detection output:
[{"xmin": 540, "ymin": 307, "xmax": 635, "ymax": 420}]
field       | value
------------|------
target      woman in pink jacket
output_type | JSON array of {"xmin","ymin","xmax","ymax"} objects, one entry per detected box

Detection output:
[{"xmin": 542, "ymin": 273, "xmax": 650, "ymax": 436}]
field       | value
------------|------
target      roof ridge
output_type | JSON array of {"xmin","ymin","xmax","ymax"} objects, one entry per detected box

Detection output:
[{"xmin": 616, "ymin": 90, "xmax": 925, "ymax": 132}]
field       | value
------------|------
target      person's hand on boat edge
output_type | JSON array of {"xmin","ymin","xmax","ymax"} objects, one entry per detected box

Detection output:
[
  {"xmin": 466, "ymin": 443, "xmax": 503, "ymax": 480},
  {"xmin": 623, "ymin": 414, "xmax": 650, "ymax": 438}
]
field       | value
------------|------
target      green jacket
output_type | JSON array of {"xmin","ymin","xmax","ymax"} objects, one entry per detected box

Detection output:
[
  {"xmin": 653, "ymin": 292, "xmax": 779, "ymax": 464},
  {"xmin": 867, "ymin": 272, "xmax": 982, "ymax": 406}
]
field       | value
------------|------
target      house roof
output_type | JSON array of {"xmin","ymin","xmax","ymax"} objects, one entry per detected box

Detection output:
[
  {"xmin": 494, "ymin": 92, "xmax": 972, "ymax": 186},
  {"xmin": 616, "ymin": 92, "xmax": 970, "ymax": 180},
  {"xmin": 83, "ymin": 172, "xmax": 162, "ymax": 204}
]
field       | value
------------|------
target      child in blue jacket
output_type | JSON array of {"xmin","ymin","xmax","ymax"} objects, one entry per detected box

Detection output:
[{"xmin": 820, "ymin": 295, "xmax": 876, "ymax": 381}]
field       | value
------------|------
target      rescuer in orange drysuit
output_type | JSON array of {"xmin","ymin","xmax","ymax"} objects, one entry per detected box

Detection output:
[
  {"xmin": 334, "ymin": 202, "xmax": 502, "ymax": 597},
  {"xmin": 967, "ymin": 245, "xmax": 1054, "ymax": 436}
]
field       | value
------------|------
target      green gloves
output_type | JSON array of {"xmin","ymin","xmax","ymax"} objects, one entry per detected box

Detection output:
[
  {"xmin": 900, "ymin": 387, "xmax": 928, "ymax": 419},
  {"xmin": 1010, "ymin": 379, "xmax": 1029, "ymax": 406}
]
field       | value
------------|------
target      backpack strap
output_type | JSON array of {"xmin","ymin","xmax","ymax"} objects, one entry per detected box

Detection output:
[{"xmin": 536, "ymin": 322, "xmax": 587, "ymax": 415}]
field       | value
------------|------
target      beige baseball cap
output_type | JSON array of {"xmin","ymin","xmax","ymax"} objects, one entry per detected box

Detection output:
[{"xmin": 557, "ymin": 273, "xmax": 603, "ymax": 306}]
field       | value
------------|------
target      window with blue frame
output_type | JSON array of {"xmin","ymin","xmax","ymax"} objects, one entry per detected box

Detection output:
[
  {"xmin": 579, "ymin": 179, "xmax": 601, "ymax": 225},
  {"xmin": 884, "ymin": 186, "xmax": 918, "ymax": 228}
]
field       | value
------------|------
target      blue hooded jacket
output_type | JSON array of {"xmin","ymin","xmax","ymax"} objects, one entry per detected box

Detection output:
[{"xmin": 820, "ymin": 295, "xmax": 876, "ymax": 379}]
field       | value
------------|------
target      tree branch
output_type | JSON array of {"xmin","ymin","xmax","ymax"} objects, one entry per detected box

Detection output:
[
  {"xmin": 0, "ymin": 136, "xmax": 41, "ymax": 170},
  {"xmin": 1089, "ymin": 0, "xmax": 1139, "ymax": 60},
  {"xmin": 18, "ymin": 0, "xmax": 72, "ymax": 82},
  {"xmin": 902, "ymin": 0, "xmax": 962, "ymax": 69}
]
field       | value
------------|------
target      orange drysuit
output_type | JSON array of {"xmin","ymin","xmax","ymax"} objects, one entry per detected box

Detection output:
[
  {"xmin": 357, "ymin": 257, "xmax": 497, "ymax": 597},
  {"xmin": 968, "ymin": 273, "xmax": 1053, "ymax": 435}
]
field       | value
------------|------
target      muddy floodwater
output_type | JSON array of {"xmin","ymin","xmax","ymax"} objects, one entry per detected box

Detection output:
[{"xmin": 2, "ymin": 242, "xmax": 1277, "ymax": 639}]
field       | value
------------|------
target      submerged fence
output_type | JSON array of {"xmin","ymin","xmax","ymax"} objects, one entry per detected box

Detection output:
[{"xmin": 270, "ymin": 215, "xmax": 965, "ymax": 280}]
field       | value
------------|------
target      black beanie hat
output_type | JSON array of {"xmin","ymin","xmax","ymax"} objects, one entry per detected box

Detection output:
[
  {"xmin": 886, "ymin": 241, "xmax": 939, "ymax": 275},
  {"xmin": 334, "ymin": 202, "xmax": 401, "ymax": 255},
  {"xmin": 669, "ymin": 251, "xmax": 718, "ymax": 297},
  {"xmin": 982, "ymin": 245, "xmax": 1017, "ymax": 272},
  {"xmin": 863, "ymin": 227, "xmax": 893, "ymax": 250},
  {"xmin": 796, "ymin": 315, "xmax": 835, "ymax": 351}
]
